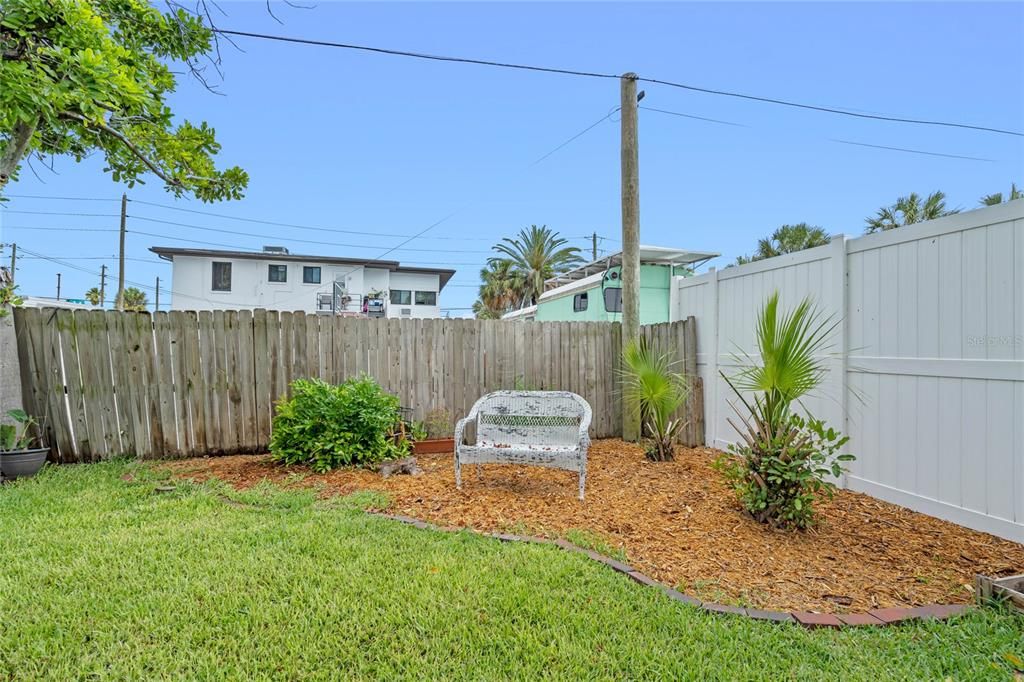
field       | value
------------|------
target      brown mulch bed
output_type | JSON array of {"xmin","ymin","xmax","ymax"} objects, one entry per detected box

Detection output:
[{"xmin": 163, "ymin": 439, "xmax": 1024, "ymax": 613}]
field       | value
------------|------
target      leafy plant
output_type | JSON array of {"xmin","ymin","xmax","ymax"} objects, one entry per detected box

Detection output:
[
  {"xmin": 0, "ymin": 409, "xmax": 37, "ymax": 451},
  {"xmin": 735, "ymin": 223, "xmax": 830, "ymax": 265},
  {"xmin": 489, "ymin": 225, "xmax": 584, "ymax": 307},
  {"xmin": 117, "ymin": 287, "xmax": 148, "ymax": 312},
  {"xmin": 621, "ymin": 337, "xmax": 689, "ymax": 461},
  {"xmin": 422, "ymin": 408, "xmax": 453, "ymax": 439},
  {"xmin": 714, "ymin": 292, "xmax": 854, "ymax": 529},
  {"xmin": 1, "ymin": 0, "xmax": 248, "ymax": 199},
  {"xmin": 865, "ymin": 191, "xmax": 958, "ymax": 233},
  {"xmin": 269, "ymin": 376, "xmax": 411, "ymax": 472},
  {"xmin": 408, "ymin": 420, "xmax": 428, "ymax": 443},
  {"xmin": 0, "ymin": 277, "xmax": 23, "ymax": 318}
]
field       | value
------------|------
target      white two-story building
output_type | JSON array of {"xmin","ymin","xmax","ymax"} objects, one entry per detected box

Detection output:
[{"xmin": 150, "ymin": 246, "xmax": 456, "ymax": 318}]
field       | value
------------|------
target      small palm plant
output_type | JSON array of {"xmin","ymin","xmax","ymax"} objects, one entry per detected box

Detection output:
[
  {"xmin": 621, "ymin": 337, "xmax": 689, "ymax": 461},
  {"xmin": 715, "ymin": 292, "xmax": 853, "ymax": 529}
]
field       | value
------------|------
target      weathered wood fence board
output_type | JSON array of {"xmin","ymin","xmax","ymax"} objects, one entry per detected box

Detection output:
[{"xmin": 12, "ymin": 309, "xmax": 701, "ymax": 461}]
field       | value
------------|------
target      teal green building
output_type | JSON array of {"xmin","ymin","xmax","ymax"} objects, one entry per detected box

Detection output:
[{"xmin": 503, "ymin": 246, "xmax": 717, "ymax": 324}]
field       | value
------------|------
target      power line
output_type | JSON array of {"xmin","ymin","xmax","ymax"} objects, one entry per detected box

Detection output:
[
  {"xmin": 1, "ymin": 210, "xmax": 119, "ymax": 218},
  {"xmin": 2, "ymin": 225, "xmax": 120, "ymax": 233},
  {"xmin": 215, "ymin": 28, "xmax": 1024, "ymax": 138},
  {"xmin": 128, "ymin": 214, "xmax": 495, "ymax": 253},
  {"xmin": 1, "ymin": 194, "xmax": 120, "ymax": 202},
  {"xmin": 127, "ymin": 198, "xmax": 496, "ymax": 241},
  {"xmin": 531, "ymin": 108, "xmax": 620, "ymax": 166},
  {"xmin": 830, "ymin": 138, "xmax": 996, "ymax": 163},
  {"xmin": 640, "ymin": 106, "xmax": 745, "ymax": 127},
  {"xmin": 645, "ymin": 104, "xmax": 999, "ymax": 163}
]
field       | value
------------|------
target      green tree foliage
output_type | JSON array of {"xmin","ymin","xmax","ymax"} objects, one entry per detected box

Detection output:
[
  {"xmin": 84, "ymin": 286, "xmax": 102, "ymax": 306},
  {"xmin": 736, "ymin": 223, "xmax": 830, "ymax": 265},
  {"xmin": 620, "ymin": 337, "xmax": 689, "ymax": 462},
  {"xmin": 714, "ymin": 293, "xmax": 853, "ymax": 529},
  {"xmin": 0, "ymin": 0, "xmax": 247, "ymax": 200},
  {"xmin": 865, "ymin": 191, "xmax": 957, "ymax": 233},
  {"xmin": 473, "ymin": 259, "xmax": 526, "ymax": 319},
  {"xmin": 980, "ymin": 183, "xmax": 1022, "ymax": 206},
  {"xmin": 489, "ymin": 225, "xmax": 583, "ymax": 306},
  {"xmin": 270, "ymin": 376, "xmax": 411, "ymax": 472},
  {"xmin": 117, "ymin": 286, "xmax": 146, "ymax": 311}
]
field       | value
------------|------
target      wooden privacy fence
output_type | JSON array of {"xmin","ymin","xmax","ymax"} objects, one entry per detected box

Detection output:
[{"xmin": 13, "ymin": 308, "xmax": 701, "ymax": 462}]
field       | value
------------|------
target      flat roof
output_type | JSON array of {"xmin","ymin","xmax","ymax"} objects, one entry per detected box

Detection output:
[
  {"xmin": 150, "ymin": 246, "xmax": 456, "ymax": 290},
  {"xmin": 546, "ymin": 245, "xmax": 719, "ymax": 288}
]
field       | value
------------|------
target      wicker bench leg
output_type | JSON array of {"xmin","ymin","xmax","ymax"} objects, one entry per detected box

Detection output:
[
  {"xmin": 578, "ymin": 462, "xmax": 586, "ymax": 500},
  {"xmin": 455, "ymin": 452, "xmax": 462, "ymax": 489}
]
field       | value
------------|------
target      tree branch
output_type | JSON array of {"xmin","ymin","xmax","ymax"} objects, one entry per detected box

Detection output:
[
  {"xmin": 57, "ymin": 111, "xmax": 184, "ymax": 187},
  {"xmin": 0, "ymin": 117, "xmax": 38, "ymax": 190}
]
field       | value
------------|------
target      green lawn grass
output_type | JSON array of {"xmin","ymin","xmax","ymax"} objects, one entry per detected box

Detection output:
[{"xmin": 0, "ymin": 462, "xmax": 1021, "ymax": 681}]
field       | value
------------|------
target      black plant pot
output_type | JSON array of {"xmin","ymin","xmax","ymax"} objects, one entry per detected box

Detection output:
[{"xmin": 0, "ymin": 448, "xmax": 49, "ymax": 480}]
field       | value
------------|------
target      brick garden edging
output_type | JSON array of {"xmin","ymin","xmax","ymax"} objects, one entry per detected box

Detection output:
[{"xmin": 368, "ymin": 512, "xmax": 973, "ymax": 629}]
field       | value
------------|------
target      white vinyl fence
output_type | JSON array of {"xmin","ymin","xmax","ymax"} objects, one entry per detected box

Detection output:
[{"xmin": 673, "ymin": 201, "xmax": 1024, "ymax": 543}]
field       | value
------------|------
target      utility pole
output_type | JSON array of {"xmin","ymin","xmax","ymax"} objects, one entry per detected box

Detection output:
[
  {"xmin": 8, "ymin": 243, "xmax": 15, "ymax": 285},
  {"xmin": 99, "ymin": 264, "xmax": 107, "ymax": 307},
  {"xmin": 620, "ymin": 72, "xmax": 641, "ymax": 442},
  {"xmin": 155, "ymin": 277, "xmax": 160, "ymax": 311},
  {"xmin": 116, "ymin": 192, "xmax": 127, "ymax": 310},
  {"xmin": 591, "ymin": 232, "xmax": 598, "ymax": 261},
  {"xmin": 56, "ymin": 273, "xmax": 61, "ymax": 300}
]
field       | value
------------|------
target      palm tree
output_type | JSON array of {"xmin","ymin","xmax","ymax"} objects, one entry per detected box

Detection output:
[
  {"xmin": 474, "ymin": 259, "xmax": 526, "ymax": 318},
  {"xmin": 980, "ymin": 183, "xmax": 1022, "ymax": 206},
  {"xmin": 865, "ymin": 191, "xmax": 958, "ymax": 233},
  {"xmin": 489, "ymin": 225, "xmax": 583, "ymax": 306},
  {"xmin": 736, "ymin": 224, "xmax": 830, "ymax": 264},
  {"xmin": 621, "ymin": 337, "xmax": 689, "ymax": 461},
  {"xmin": 117, "ymin": 287, "xmax": 148, "ymax": 312},
  {"xmin": 84, "ymin": 287, "xmax": 102, "ymax": 306}
]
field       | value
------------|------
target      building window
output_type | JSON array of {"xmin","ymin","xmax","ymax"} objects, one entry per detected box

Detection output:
[
  {"xmin": 268, "ymin": 264, "xmax": 288, "ymax": 283},
  {"xmin": 603, "ymin": 287, "xmax": 622, "ymax": 313},
  {"xmin": 303, "ymin": 266, "xmax": 321, "ymax": 284},
  {"xmin": 573, "ymin": 292, "xmax": 588, "ymax": 312},
  {"xmin": 390, "ymin": 289, "xmax": 412, "ymax": 305},
  {"xmin": 212, "ymin": 262, "xmax": 232, "ymax": 291},
  {"xmin": 414, "ymin": 291, "xmax": 437, "ymax": 306}
]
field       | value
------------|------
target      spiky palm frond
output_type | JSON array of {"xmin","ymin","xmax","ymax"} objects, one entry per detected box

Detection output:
[
  {"xmin": 731, "ymin": 292, "xmax": 838, "ymax": 430},
  {"xmin": 84, "ymin": 287, "xmax": 102, "ymax": 306},
  {"xmin": 980, "ymin": 183, "xmax": 1022, "ymax": 206},
  {"xmin": 621, "ymin": 337, "xmax": 689, "ymax": 461},
  {"xmin": 866, "ymin": 191, "xmax": 958, "ymax": 233},
  {"xmin": 489, "ymin": 225, "xmax": 583, "ymax": 305}
]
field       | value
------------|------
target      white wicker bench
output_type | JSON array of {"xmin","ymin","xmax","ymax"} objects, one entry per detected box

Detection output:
[{"xmin": 454, "ymin": 391, "xmax": 592, "ymax": 500}]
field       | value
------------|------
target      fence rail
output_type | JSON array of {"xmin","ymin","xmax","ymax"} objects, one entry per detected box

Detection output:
[
  {"xmin": 673, "ymin": 201, "xmax": 1024, "ymax": 543},
  {"xmin": 13, "ymin": 310, "xmax": 702, "ymax": 461}
]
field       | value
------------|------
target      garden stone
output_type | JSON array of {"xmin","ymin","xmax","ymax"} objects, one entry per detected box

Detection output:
[{"xmin": 379, "ymin": 457, "xmax": 423, "ymax": 478}]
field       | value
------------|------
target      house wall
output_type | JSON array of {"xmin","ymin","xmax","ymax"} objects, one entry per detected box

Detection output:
[
  {"xmin": 535, "ymin": 264, "xmax": 673, "ymax": 323},
  {"xmin": 672, "ymin": 201, "xmax": 1024, "ymax": 542},
  {"xmin": 167, "ymin": 255, "xmax": 443, "ymax": 317},
  {"xmin": 387, "ymin": 272, "xmax": 442, "ymax": 319}
]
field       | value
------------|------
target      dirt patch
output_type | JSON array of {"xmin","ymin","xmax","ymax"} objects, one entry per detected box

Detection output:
[{"xmin": 163, "ymin": 439, "xmax": 1024, "ymax": 612}]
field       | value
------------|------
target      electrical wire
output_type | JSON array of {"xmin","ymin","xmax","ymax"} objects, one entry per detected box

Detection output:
[
  {"xmin": 127, "ymin": 198, "xmax": 496, "ymax": 241},
  {"xmin": 127, "ymin": 214, "xmax": 495, "ymax": 253},
  {"xmin": 214, "ymin": 28, "xmax": 1024, "ymax": 138}
]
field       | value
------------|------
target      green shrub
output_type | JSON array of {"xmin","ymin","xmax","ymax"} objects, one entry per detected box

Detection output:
[
  {"xmin": 714, "ymin": 292, "xmax": 854, "ymax": 529},
  {"xmin": 269, "ymin": 376, "xmax": 410, "ymax": 472},
  {"xmin": 715, "ymin": 410, "xmax": 851, "ymax": 529},
  {"xmin": 621, "ymin": 337, "xmax": 689, "ymax": 461}
]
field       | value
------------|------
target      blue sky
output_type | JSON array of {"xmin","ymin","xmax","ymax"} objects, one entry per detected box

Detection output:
[{"xmin": 2, "ymin": 1, "xmax": 1022, "ymax": 314}]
